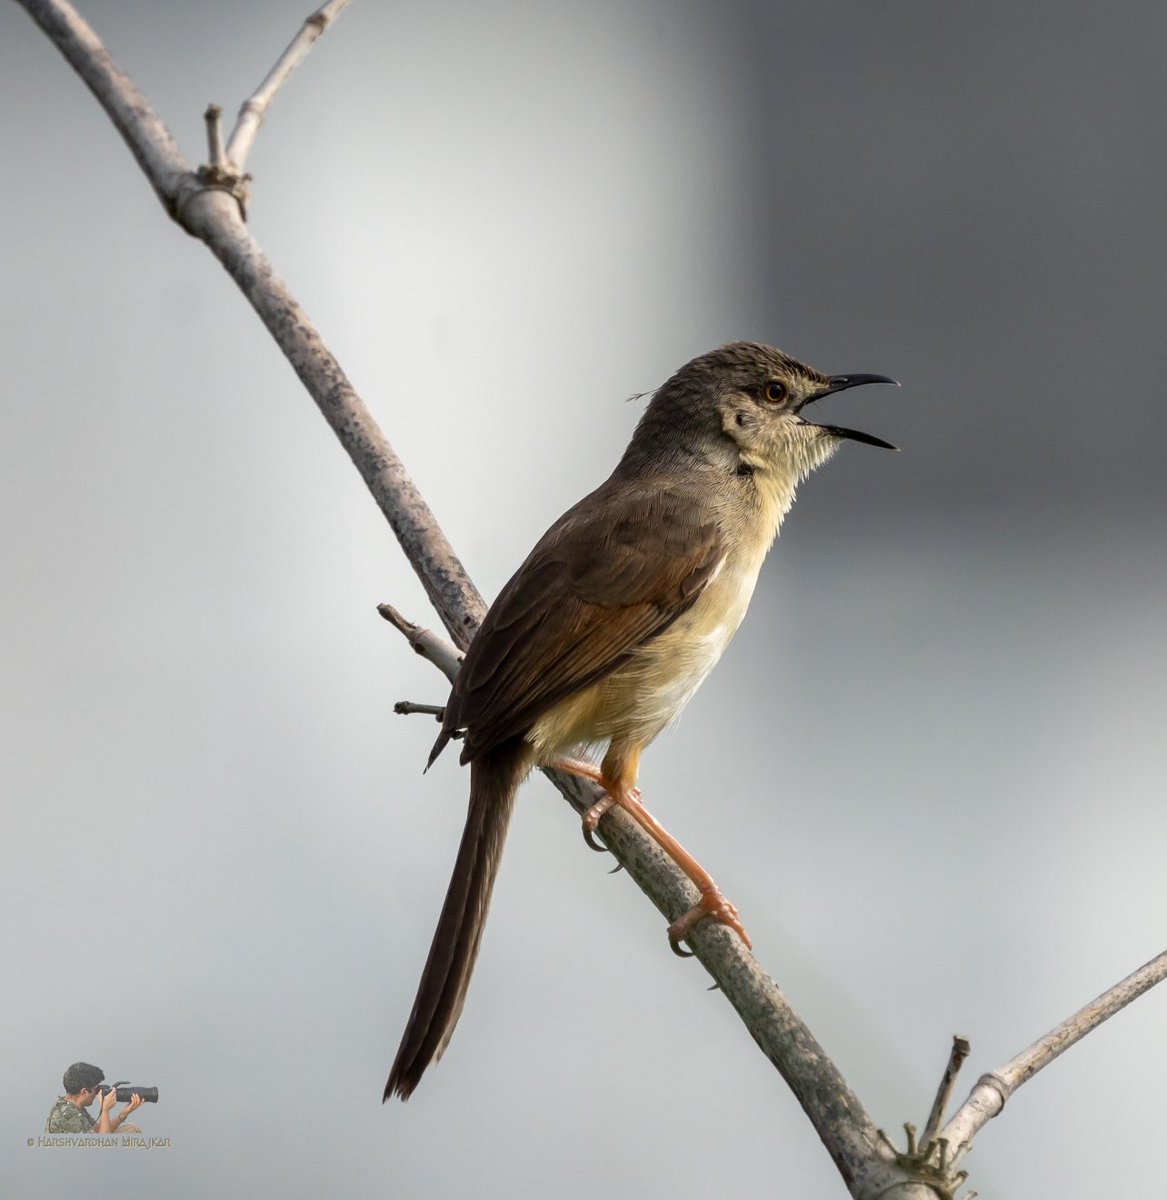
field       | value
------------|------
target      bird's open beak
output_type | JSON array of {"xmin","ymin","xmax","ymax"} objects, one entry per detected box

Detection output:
[{"xmin": 799, "ymin": 373, "xmax": 900, "ymax": 450}]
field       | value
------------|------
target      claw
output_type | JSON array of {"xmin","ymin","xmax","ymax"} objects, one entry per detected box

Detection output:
[
  {"xmin": 670, "ymin": 935, "xmax": 695, "ymax": 958},
  {"xmin": 607, "ymin": 862, "xmax": 624, "ymax": 874},
  {"xmin": 581, "ymin": 794, "xmax": 616, "ymax": 853},
  {"xmin": 583, "ymin": 826, "xmax": 609, "ymax": 853}
]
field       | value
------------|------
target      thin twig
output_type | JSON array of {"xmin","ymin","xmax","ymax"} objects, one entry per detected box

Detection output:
[
  {"xmin": 204, "ymin": 103, "xmax": 226, "ymax": 170},
  {"xmin": 921, "ymin": 1036, "xmax": 970, "ymax": 1149},
  {"xmin": 941, "ymin": 949, "xmax": 1167, "ymax": 1158},
  {"xmin": 377, "ymin": 603, "xmax": 462, "ymax": 681},
  {"xmin": 394, "ymin": 702, "xmax": 445, "ymax": 719},
  {"xmin": 225, "ymin": 0, "xmax": 352, "ymax": 172}
]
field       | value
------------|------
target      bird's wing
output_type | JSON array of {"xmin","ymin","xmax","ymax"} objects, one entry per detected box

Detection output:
[{"xmin": 444, "ymin": 482, "xmax": 724, "ymax": 763}]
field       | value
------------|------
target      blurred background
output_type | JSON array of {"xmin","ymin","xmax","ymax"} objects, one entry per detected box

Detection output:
[{"xmin": 3, "ymin": 1, "xmax": 1165, "ymax": 1196}]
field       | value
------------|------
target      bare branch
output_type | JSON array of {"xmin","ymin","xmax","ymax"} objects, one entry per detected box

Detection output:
[
  {"xmin": 530, "ymin": 752, "xmax": 911, "ymax": 1195},
  {"xmin": 225, "ymin": 0, "xmax": 352, "ymax": 173},
  {"xmin": 16, "ymin": 0, "xmax": 190, "ymax": 214},
  {"xmin": 184, "ymin": 188, "xmax": 488, "ymax": 645},
  {"xmin": 942, "ymin": 949, "xmax": 1167, "ymax": 1156}
]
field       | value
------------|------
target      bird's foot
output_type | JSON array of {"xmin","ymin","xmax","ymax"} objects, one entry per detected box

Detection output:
[
  {"xmin": 540, "ymin": 758, "xmax": 616, "ymax": 851},
  {"xmin": 580, "ymin": 785, "xmax": 642, "ymax": 852},
  {"xmin": 581, "ymin": 794, "xmax": 615, "ymax": 851},
  {"xmin": 667, "ymin": 885, "xmax": 751, "ymax": 957}
]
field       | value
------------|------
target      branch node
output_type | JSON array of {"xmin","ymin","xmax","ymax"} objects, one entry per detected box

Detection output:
[
  {"xmin": 882, "ymin": 1125, "xmax": 971, "ymax": 1200},
  {"xmin": 973, "ymin": 1072, "xmax": 1010, "ymax": 1111},
  {"xmin": 187, "ymin": 103, "xmax": 253, "ymax": 219}
]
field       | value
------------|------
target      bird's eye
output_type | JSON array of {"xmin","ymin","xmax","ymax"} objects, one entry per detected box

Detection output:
[{"xmin": 763, "ymin": 381, "xmax": 787, "ymax": 404}]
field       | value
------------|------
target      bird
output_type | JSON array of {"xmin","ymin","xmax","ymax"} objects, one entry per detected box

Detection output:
[{"xmin": 385, "ymin": 341, "xmax": 897, "ymax": 1100}]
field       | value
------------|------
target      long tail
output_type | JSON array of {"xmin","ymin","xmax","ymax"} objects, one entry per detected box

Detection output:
[{"xmin": 384, "ymin": 745, "xmax": 525, "ymax": 1100}]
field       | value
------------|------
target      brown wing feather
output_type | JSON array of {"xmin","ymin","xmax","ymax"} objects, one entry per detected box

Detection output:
[{"xmin": 437, "ymin": 480, "xmax": 723, "ymax": 764}]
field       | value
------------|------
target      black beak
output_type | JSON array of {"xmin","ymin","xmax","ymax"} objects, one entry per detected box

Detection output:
[{"xmin": 800, "ymin": 373, "xmax": 900, "ymax": 450}]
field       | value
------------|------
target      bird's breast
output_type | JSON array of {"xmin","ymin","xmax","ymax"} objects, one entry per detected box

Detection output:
[{"xmin": 529, "ymin": 551, "xmax": 765, "ymax": 758}]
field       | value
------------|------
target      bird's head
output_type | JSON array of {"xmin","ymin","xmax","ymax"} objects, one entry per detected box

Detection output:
[{"xmin": 625, "ymin": 341, "xmax": 898, "ymax": 486}]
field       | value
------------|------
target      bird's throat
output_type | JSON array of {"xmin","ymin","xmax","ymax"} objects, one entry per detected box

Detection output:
[{"xmin": 744, "ymin": 434, "xmax": 840, "ymax": 550}]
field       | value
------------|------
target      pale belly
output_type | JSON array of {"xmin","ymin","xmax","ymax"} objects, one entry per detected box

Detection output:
[{"xmin": 528, "ymin": 557, "xmax": 763, "ymax": 759}]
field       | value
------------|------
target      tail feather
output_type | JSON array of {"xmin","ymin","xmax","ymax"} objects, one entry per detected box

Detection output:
[{"xmin": 384, "ymin": 746, "xmax": 524, "ymax": 1101}]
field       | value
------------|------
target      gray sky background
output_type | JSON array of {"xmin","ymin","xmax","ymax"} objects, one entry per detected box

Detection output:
[{"xmin": 3, "ymin": 2, "xmax": 1165, "ymax": 1197}]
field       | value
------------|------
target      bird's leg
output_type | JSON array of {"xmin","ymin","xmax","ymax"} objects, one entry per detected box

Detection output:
[
  {"xmin": 594, "ymin": 745, "xmax": 752, "ymax": 955},
  {"xmin": 546, "ymin": 755, "xmax": 603, "ymax": 786},
  {"xmin": 545, "ymin": 756, "xmax": 641, "ymax": 852},
  {"xmin": 550, "ymin": 752, "xmax": 750, "ymax": 950},
  {"xmin": 548, "ymin": 755, "xmax": 642, "ymax": 802}
]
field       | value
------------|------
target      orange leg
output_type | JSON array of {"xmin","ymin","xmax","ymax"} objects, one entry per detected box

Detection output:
[
  {"xmin": 545, "ymin": 756, "xmax": 640, "ymax": 850},
  {"xmin": 551, "ymin": 748, "xmax": 751, "ymax": 956},
  {"xmin": 545, "ymin": 755, "xmax": 604, "ymax": 786}
]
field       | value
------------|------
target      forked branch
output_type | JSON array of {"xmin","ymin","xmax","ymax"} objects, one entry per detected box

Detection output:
[{"xmin": 940, "ymin": 949, "xmax": 1167, "ymax": 1157}]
